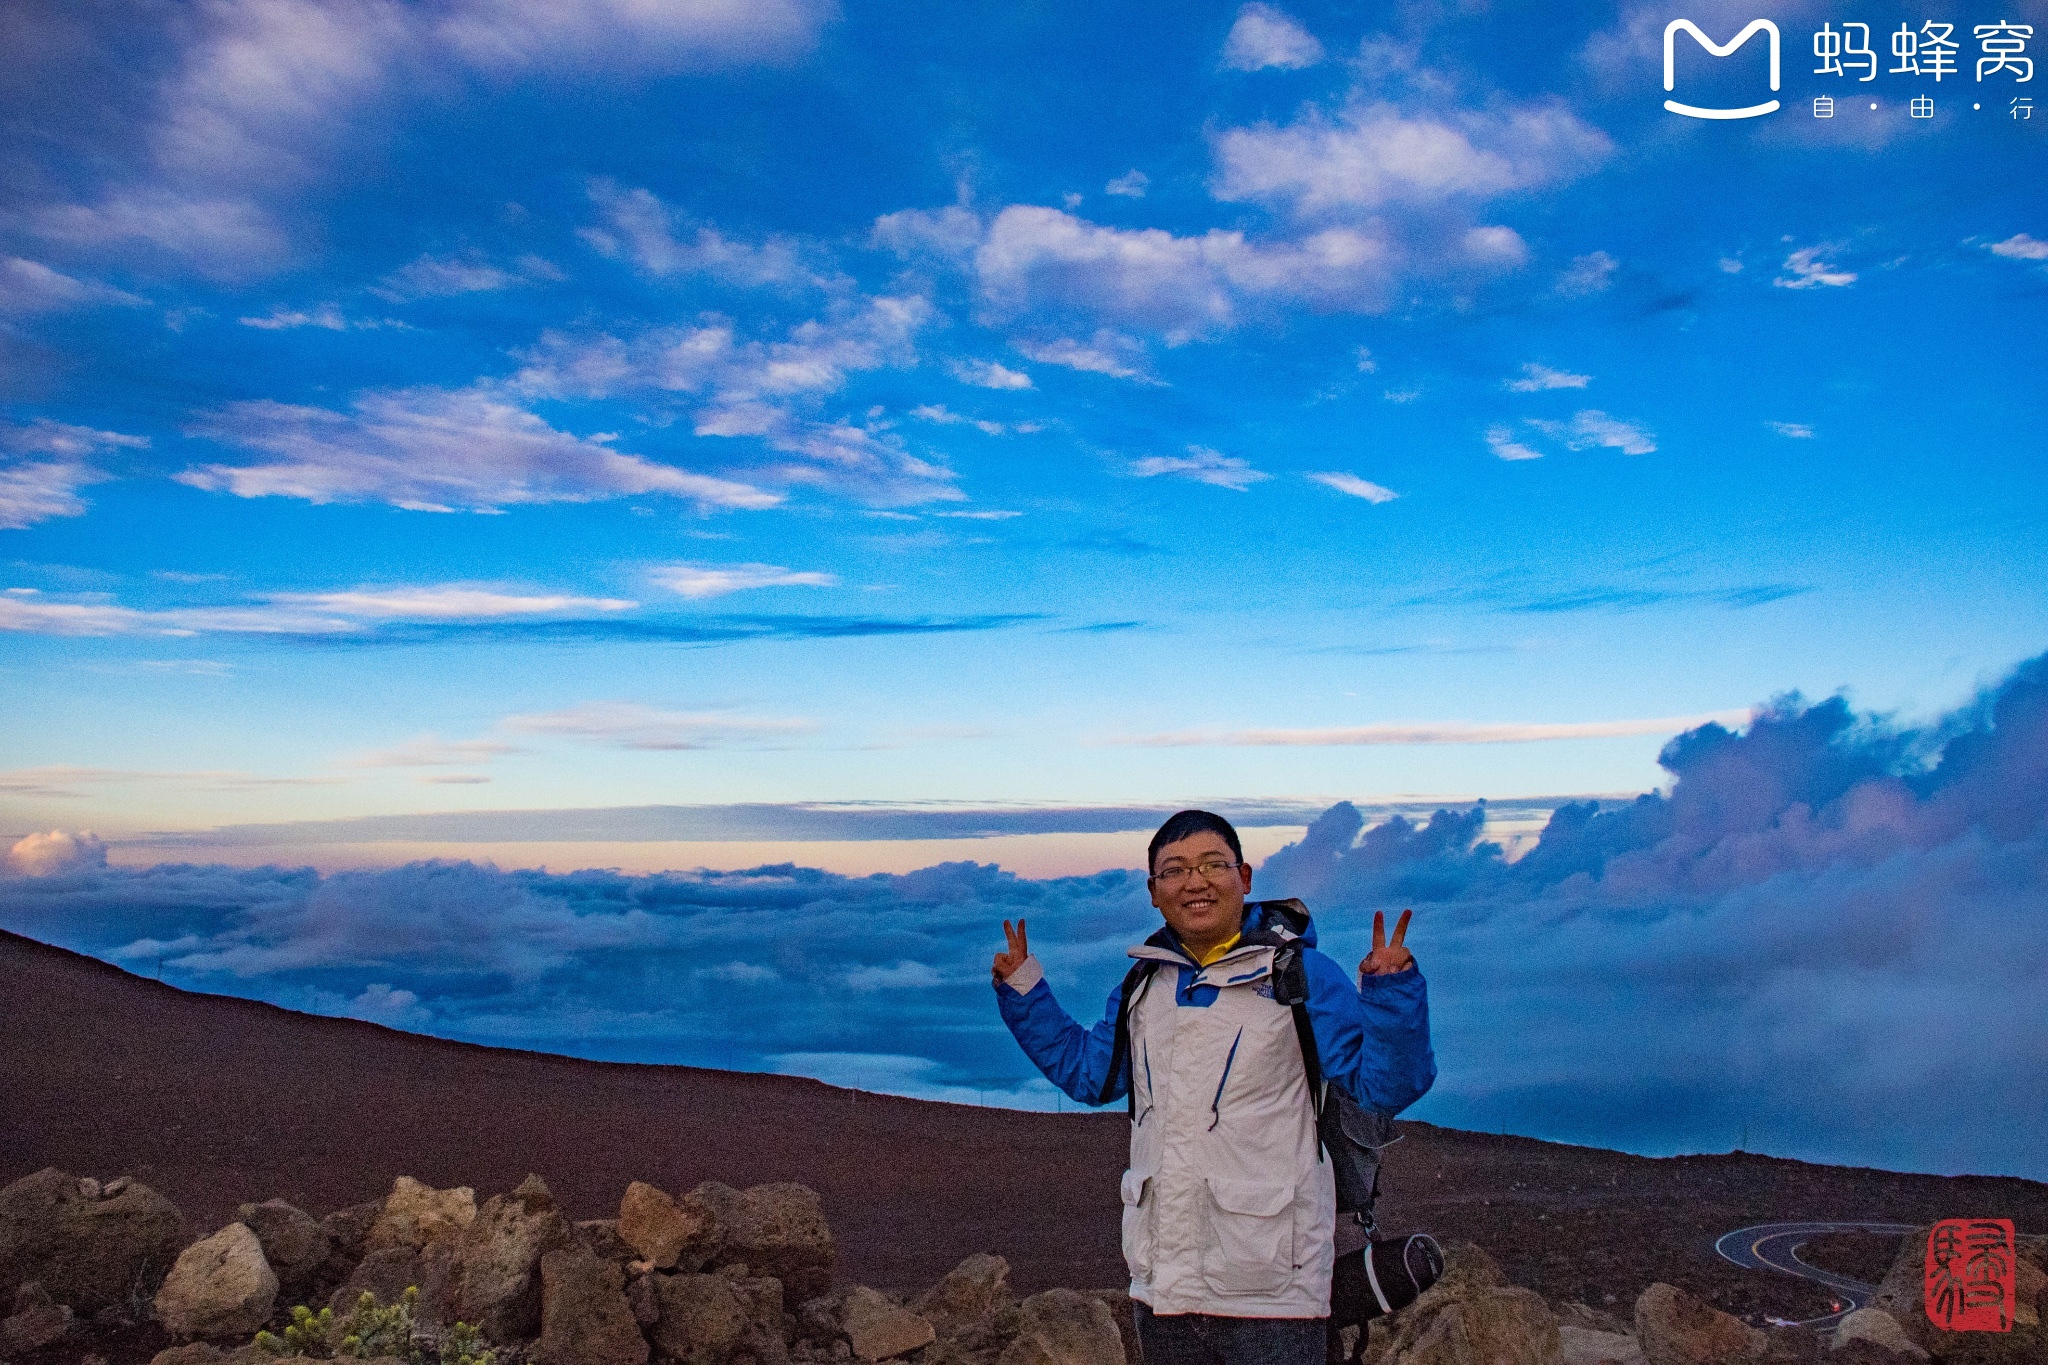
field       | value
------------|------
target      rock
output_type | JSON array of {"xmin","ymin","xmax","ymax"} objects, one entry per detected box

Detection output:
[
  {"xmin": 1558, "ymin": 1324, "xmax": 1646, "ymax": 1365},
  {"xmin": 996, "ymin": 1289, "xmax": 1124, "ymax": 1365},
  {"xmin": 365, "ymin": 1177, "xmax": 476, "ymax": 1254},
  {"xmin": 627, "ymin": 1270, "xmax": 661, "ymax": 1329},
  {"xmin": 579, "ymin": 1219, "xmax": 638, "ymax": 1264},
  {"xmin": 916, "ymin": 1254, "xmax": 1016, "ymax": 1341},
  {"xmin": 1077, "ymin": 1290, "xmax": 1135, "ymax": 1365},
  {"xmin": 1, "ymin": 1280, "xmax": 74, "ymax": 1353},
  {"xmin": 693, "ymin": 1181, "xmax": 834, "ymax": 1302},
  {"xmin": 454, "ymin": 1174, "xmax": 577, "ymax": 1342},
  {"xmin": 0, "ymin": 1167, "xmax": 185, "ymax": 1312},
  {"xmin": 234, "ymin": 1200, "xmax": 330, "ymax": 1300},
  {"xmin": 797, "ymin": 1291, "xmax": 851, "ymax": 1348},
  {"xmin": 1634, "ymin": 1283, "xmax": 1764, "ymax": 1365},
  {"xmin": 327, "ymin": 1247, "xmax": 423, "ymax": 1318},
  {"xmin": 1383, "ymin": 1284, "xmax": 1561, "ymax": 1365},
  {"xmin": 840, "ymin": 1286, "xmax": 936, "ymax": 1361},
  {"xmin": 154, "ymin": 1223, "xmax": 279, "ymax": 1340},
  {"xmin": 1831, "ymin": 1310, "xmax": 1927, "ymax": 1360},
  {"xmin": 537, "ymin": 1244, "xmax": 648, "ymax": 1365},
  {"xmin": 150, "ymin": 1345, "xmax": 227, "ymax": 1365},
  {"xmin": 1558, "ymin": 1303, "xmax": 1634, "ymax": 1337},
  {"xmin": 648, "ymin": 1271, "xmax": 789, "ymax": 1365},
  {"xmin": 2015, "ymin": 1253, "xmax": 2045, "ymax": 1329},
  {"xmin": 321, "ymin": 1199, "xmax": 383, "ymax": 1261},
  {"xmin": 621, "ymin": 1182, "xmax": 719, "ymax": 1273}
]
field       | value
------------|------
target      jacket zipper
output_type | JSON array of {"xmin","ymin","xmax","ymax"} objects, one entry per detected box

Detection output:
[{"xmin": 1208, "ymin": 1026, "xmax": 1244, "ymax": 1131}]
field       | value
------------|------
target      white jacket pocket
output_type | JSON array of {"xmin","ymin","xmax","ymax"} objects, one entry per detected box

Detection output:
[
  {"xmin": 1120, "ymin": 1169, "xmax": 1155, "ymax": 1282},
  {"xmin": 1200, "ymin": 1177, "xmax": 1297, "ymax": 1295}
]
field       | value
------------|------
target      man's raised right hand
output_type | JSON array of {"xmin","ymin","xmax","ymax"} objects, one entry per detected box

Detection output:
[{"xmin": 992, "ymin": 918, "xmax": 1030, "ymax": 983}]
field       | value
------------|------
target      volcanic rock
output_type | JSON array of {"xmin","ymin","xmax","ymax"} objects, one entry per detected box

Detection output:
[
  {"xmin": 916, "ymin": 1253, "xmax": 1017, "ymax": 1343},
  {"xmin": 537, "ymin": 1243, "xmax": 648, "ymax": 1365},
  {"xmin": 620, "ymin": 1181, "xmax": 718, "ymax": 1273},
  {"xmin": 234, "ymin": 1200, "xmax": 329, "ymax": 1300},
  {"xmin": 1, "ymin": 1280, "xmax": 74, "ymax": 1353},
  {"xmin": 693, "ymin": 1181, "xmax": 834, "ymax": 1301},
  {"xmin": 1557, "ymin": 1324, "xmax": 1645, "ymax": 1365},
  {"xmin": 1633, "ymin": 1282, "xmax": 1764, "ymax": 1365},
  {"xmin": 1831, "ymin": 1309, "xmax": 1926, "ymax": 1360},
  {"xmin": 840, "ymin": 1285, "xmax": 935, "ymax": 1361},
  {"xmin": 0, "ymin": 1167, "xmax": 185, "ymax": 1313},
  {"xmin": 454, "ymin": 1174, "xmax": 577, "ymax": 1342},
  {"xmin": 579, "ymin": 1218, "xmax": 638, "ymax": 1265},
  {"xmin": 995, "ymin": 1289, "xmax": 1123, "ymax": 1365},
  {"xmin": 647, "ymin": 1270, "xmax": 788, "ymax": 1365},
  {"xmin": 365, "ymin": 1176, "xmax": 475, "ymax": 1254},
  {"xmin": 154, "ymin": 1222, "xmax": 278, "ymax": 1340}
]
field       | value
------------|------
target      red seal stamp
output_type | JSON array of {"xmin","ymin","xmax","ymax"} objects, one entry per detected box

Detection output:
[{"xmin": 1924, "ymin": 1218, "xmax": 2015, "ymax": 1332}]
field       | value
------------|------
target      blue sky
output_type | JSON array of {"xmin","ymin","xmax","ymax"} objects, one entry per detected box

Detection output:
[{"xmin": 3, "ymin": 2, "xmax": 2045, "ymax": 1174}]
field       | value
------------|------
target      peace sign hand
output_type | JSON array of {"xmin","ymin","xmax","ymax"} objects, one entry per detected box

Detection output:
[
  {"xmin": 993, "ymin": 918, "xmax": 1030, "ymax": 983},
  {"xmin": 1360, "ymin": 909, "xmax": 1415, "ymax": 976}
]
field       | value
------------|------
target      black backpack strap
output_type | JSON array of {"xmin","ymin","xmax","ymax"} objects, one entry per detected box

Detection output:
[
  {"xmin": 1269, "ymin": 940, "xmax": 1328, "ymax": 1154},
  {"xmin": 1098, "ymin": 959, "xmax": 1159, "ymax": 1115}
]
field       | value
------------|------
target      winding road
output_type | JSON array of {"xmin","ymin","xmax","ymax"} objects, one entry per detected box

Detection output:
[{"xmin": 1714, "ymin": 1222, "xmax": 1919, "ymax": 1330}]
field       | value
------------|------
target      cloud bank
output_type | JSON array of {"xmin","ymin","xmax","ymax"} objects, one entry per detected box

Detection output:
[{"xmin": 5, "ymin": 655, "xmax": 2046, "ymax": 1179}]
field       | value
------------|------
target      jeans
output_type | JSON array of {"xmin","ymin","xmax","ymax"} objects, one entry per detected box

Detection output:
[{"xmin": 1131, "ymin": 1303, "xmax": 1327, "ymax": 1365}]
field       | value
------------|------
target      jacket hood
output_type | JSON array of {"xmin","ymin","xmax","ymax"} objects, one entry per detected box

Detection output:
[{"xmin": 1141, "ymin": 897, "xmax": 1318, "ymax": 960}]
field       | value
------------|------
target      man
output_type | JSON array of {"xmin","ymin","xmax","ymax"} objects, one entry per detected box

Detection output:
[{"xmin": 991, "ymin": 809, "xmax": 1434, "ymax": 1365}]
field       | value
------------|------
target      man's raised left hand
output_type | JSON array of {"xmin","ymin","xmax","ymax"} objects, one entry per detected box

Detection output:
[{"xmin": 1360, "ymin": 908, "xmax": 1415, "ymax": 976}]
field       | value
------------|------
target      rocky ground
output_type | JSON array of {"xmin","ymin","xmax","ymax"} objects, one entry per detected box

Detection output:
[
  {"xmin": 1, "ymin": 1166, "xmax": 2042, "ymax": 1365},
  {"xmin": 4, "ymin": 928, "xmax": 2047, "ymax": 1365}
]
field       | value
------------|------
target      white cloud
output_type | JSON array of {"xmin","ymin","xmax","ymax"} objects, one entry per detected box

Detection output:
[
  {"xmin": 1211, "ymin": 100, "xmax": 1611, "ymax": 218},
  {"xmin": 910, "ymin": 405, "xmax": 1009, "ymax": 436},
  {"xmin": 0, "ymin": 421, "xmax": 146, "ymax": 529},
  {"xmin": 870, "ymin": 205, "xmax": 983, "ymax": 262},
  {"xmin": 1012, "ymin": 333, "xmax": 1158, "ymax": 383},
  {"xmin": 1557, "ymin": 250, "xmax": 1618, "ymax": 296},
  {"xmin": 1718, "ymin": 257, "xmax": 1744, "ymax": 274},
  {"xmin": 1305, "ymin": 471, "xmax": 1398, "ymax": 503},
  {"xmin": 1775, "ymin": 246, "xmax": 1856, "ymax": 289},
  {"xmin": 1116, "ymin": 710, "xmax": 1750, "ymax": 747},
  {"xmin": 649, "ymin": 562, "xmax": 839, "ymax": 599},
  {"xmin": 0, "ymin": 258, "xmax": 147, "ymax": 316},
  {"xmin": 1104, "ymin": 170, "xmax": 1150, "ymax": 198},
  {"xmin": 500, "ymin": 701, "xmax": 816, "ymax": 749},
  {"xmin": 1130, "ymin": 445, "xmax": 1270, "ymax": 491},
  {"xmin": 30, "ymin": 193, "xmax": 291, "ymax": 279},
  {"xmin": 348, "ymin": 735, "xmax": 523, "ymax": 768},
  {"xmin": 5, "ymin": 830, "xmax": 109, "ymax": 877},
  {"xmin": 1526, "ymin": 410, "xmax": 1657, "ymax": 456},
  {"xmin": 1769, "ymin": 421, "xmax": 1815, "ymax": 439},
  {"xmin": 1383, "ymin": 388, "xmax": 1421, "ymax": 404},
  {"xmin": 932, "ymin": 509, "xmax": 1021, "ymax": 520},
  {"xmin": 1221, "ymin": 4, "xmax": 1325, "ymax": 71},
  {"xmin": 948, "ymin": 359, "xmax": 1033, "ymax": 390},
  {"xmin": 434, "ymin": 0, "xmax": 836, "ymax": 73},
  {"xmin": 1462, "ymin": 225, "xmax": 1527, "ymax": 267},
  {"xmin": 273, "ymin": 587, "xmax": 636, "ymax": 617},
  {"xmin": 977, "ymin": 206, "xmax": 1392, "ymax": 337},
  {"xmin": 372, "ymin": 252, "xmax": 560, "ymax": 301},
  {"xmin": 580, "ymin": 182, "xmax": 821, "ymax": 287},
  {"xmin": 1507, "ymin": 363, "xmax": 1592, "ymax": 392},
  {"xmin": 180, "ymin": 385, "xmax": 779, "ymax": 513},
  {"xmin": 238, "ymin": 304, "xmax": 402, "ymax": 331},
  {"xmin": 1354, "ymin": 347, "xmax": 1377, "ymax": 373},
  {"xmin": 1987, "ymin": 233, "xmax": 2048, "ymax": 261},
  {"xmin": 1485, "ymin": 424, "xmax": 1544, "ymax": 462},
  {"xmin": 842, "ymin": 960, "xmax": 945, "ymax": 990}
]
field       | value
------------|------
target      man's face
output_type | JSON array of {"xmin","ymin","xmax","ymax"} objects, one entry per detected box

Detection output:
[{"xmin": 1149, "ymin": 830, "xmax": 1253, "ymax": 953}]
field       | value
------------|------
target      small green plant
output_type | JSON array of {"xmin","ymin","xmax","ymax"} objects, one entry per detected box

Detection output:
[
  {"xmin": 253, "ymin": 1287, "xmax": 424, "ymax": 1361},
  {"xmin": 338, "ymin": 1286, "xmax": 421, "ymax": 1362},
  {"xmin": 438, "ymin": 1320, "xmax": 495, "ymax": 1365},
  {"xmin": 255, "ymin": 1304, "xmax": 335, "ymax": 1356}
]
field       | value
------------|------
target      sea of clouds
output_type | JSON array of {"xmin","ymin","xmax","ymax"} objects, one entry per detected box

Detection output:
[{"xmin": 6, "ymin": 652, "xmax": 2045, "ymax": 1180}]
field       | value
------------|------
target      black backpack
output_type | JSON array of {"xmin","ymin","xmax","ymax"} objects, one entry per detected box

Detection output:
[{"xmin": 1098, "ymin": 900, "xmax": 1442, "ymax": 1361}]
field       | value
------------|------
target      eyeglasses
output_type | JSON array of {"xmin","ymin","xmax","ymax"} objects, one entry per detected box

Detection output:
[{"xmin": 1147, "ymin": 858, "xmax": 1241, "ymax": 889}]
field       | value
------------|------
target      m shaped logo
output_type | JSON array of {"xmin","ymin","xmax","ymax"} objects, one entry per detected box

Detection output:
[{"xmin": 1664, "ymin": 19, "xmax": 1781, "ymax": 119}]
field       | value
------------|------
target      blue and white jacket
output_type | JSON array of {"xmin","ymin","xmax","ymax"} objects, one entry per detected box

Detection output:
[{"xmin": 995, "ymin": 901, "xmax": 1434, "ymax": 1317}]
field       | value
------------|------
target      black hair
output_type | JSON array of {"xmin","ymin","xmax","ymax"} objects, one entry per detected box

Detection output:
[{"xmin": 1147, "ymin": 809, "xmax": 1244, "ymax": 873}]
